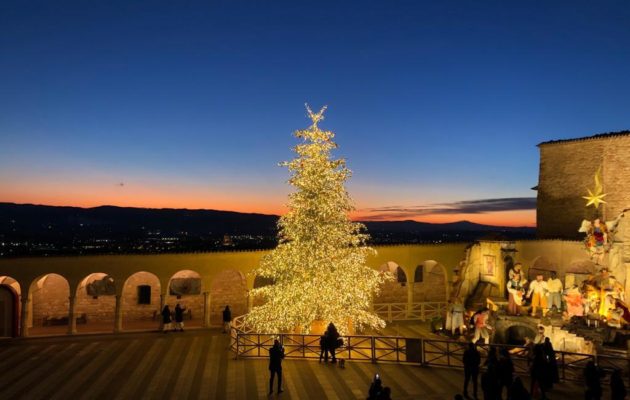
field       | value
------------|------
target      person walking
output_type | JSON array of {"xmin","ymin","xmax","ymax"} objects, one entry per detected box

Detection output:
[
  {"xmin": 325, "ymin": 322, "xmax": 340, "ymax": 363},
  {"xmin": 222, "ymin": 305, "xmax": 232, "ymax": 333},
  {"xmin": 269, "ymin": 339, "xmax": 285, "ymax": 395},
  {"xmin": 161, "ymin": 304, "xmax": 172, "ymax": 333},
  {"xmin": 174, "ymin": 303, "xmax": 186, "ymax": 332},
  {"xmin": 463, "ymin": 343, "xmax": 481, "ymax": 399}
]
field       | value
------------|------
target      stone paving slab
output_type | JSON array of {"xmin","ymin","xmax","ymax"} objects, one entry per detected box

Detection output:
[{"xmin": 0, "ymin": 329, "xmax": 594, "ymax": 399}]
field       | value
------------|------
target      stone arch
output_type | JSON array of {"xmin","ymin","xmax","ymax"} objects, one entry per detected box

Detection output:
[
  {"xmin": 167, "ymin": 270, "xmax": 204, "ymax": 328},
  {"xmin": 528, "ymin": 256, "xmax": 557, "ymax": 280},
  {"xmin": 210, "ymin": 269, "xmax": 247, "ymax": 326},
  {"xmin": 121, "ymin": 271, "xmax": 161, "ymax": 331},
  {"xmin": 413, "ymin": 261, "xmax": 448, "ymax": 302},
  {"xmin": 0, "ymin": 277, "xmax": 19, "ymax": 337},
  {"xmin": 374, "ymin": 262, "xmax": 407, "ymax": 304},
  {"xmin": 75, "ymin": 273, "xmax": 116, "ymax": 333},
  {"xmin": 29, "ymin": 273, "xmax": 70, "ymax": 336},
  {"xmin": 0, "ymin": 276, "xmax": 21, "ymax": 297}
]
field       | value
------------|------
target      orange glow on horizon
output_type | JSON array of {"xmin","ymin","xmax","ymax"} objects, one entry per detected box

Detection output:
[{"xmin": 0, "ymin": 177, "xmax": 535, "ymax": 227}]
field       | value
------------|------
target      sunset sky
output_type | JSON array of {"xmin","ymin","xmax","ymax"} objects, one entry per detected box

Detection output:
[{"xmin": 1, "ymin": 1, "xmax": 629, "ymax": 227}]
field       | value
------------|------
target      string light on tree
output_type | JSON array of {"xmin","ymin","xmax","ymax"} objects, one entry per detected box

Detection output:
[{"xmin": 244, "ymin": 104, "xmax": 392, "ymax": 335}]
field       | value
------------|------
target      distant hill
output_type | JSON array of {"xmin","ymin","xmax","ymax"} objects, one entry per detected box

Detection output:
[
  {"xmin": 0, "ymin": 202, "xmax": 535, "ymax": 256},
  {"xmin": 362, "ymin": 219, "xmax": 534, "ymax": 233},
  {"xmin": 0, "ymin": 202, "xmax": 279, "ymax": 237}
]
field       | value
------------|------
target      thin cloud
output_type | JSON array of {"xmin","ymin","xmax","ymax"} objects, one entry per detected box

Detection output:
[{"xmin": 361, "ymin": 197, "xmax": 536, "ymax": 220}]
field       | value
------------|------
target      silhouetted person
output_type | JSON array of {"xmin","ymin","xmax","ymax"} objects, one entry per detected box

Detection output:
[
  {"xmin": 269, "ymin": 339, "xmax": 285, "ymax": 395},
  {"xmin": 174, "ymin": 303, "xmax": 185, "ymax": 332},
  {"xmin": 584, "ymin": 361, "xmax": 605, "ymax": 400},
  {"xmin": 222, "ymin": 305, "xmax": 232, "ymax": 333},
  {"xmin": 530, "ymin": 345, "xmax": 550, "ymax": 400},
  {"xmin": 325, "ymin": 322, "xmax": 340, "ymax": 363},
  {"xmin": 543, "ymin": 338, "xmax": 559, "ymax": 386},
  {"xmin": 378, "ymin": 386, "xmax": 392, "ymax": 400},
  {"xmin": 498, "ymin": 348, "xmax": 514, "ymax": 399},
  {"xmin": 481, "ymin": 362, "xmax": 499, "ymax": 400},
  {"xmin": 508, "ymin": 377, "xmax": 531, "ymax": 400},
  {"xmin": 463, "ymin": 343, "xmax": 481, "ymax": 399},
  {"xmin": 484, "ymin": 346, "xmax": 499, "ymax": 370},
  {"xmin": 161, "ymin": 305, "xmax": 172, "ymax": 333},
  {"xmin": 367, "ymin": 374, "xmax": 383, "ymax": 400},
  {"xmin": 319, "ymin": 333, "xmax": 328, "ymax": 363},
  {"xmin": 610, "ymin": 369, "xmax": 626, "ymax": 400},
  {"xmin": 455, "ymin": 395, "xmax": 465, "ymax": 400}
]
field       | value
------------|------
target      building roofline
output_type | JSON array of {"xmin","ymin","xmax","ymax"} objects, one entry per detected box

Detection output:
[{"xmin": 537, "ymin": 130, "xmax": 630, "ymax": 146}]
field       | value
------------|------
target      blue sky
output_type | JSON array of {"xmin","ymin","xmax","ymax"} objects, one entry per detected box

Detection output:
[{"xmin": 1, "ymin": 0, "xmax": 629, "ymax": 225}]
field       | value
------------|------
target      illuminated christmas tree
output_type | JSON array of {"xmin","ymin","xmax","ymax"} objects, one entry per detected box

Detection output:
[{"xmin": 244, "ymin": 105, "xmax": 390, "ymax": 334}]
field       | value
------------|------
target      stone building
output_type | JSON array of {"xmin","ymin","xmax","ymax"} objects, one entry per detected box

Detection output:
[{"xmin": 536, "ymin": 130, "xmax": 630, "ymax": 239}]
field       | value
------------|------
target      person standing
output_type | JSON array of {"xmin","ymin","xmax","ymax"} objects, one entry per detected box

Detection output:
[
  {"xmin": 222, "ymin": 305, "xmax": 232, "ymax": 333},
  {"xmin": 527, "ymin": 274, "xmax": 549, "ymax": 317},
  {"xmin": 325, "ymin": 322, "xmax": 340, "ymax": 363},
  {"xmin": 161, "ymin": 304, "xmax": 172, "ymax": 333},
  {"xmin": 472, "ymin": 308, "xmax": 492, "ymax": 345},
  {"xmin": 543, "ymin": 337, "xmax": 559, "ymax": 386},
  {"xmin": 269, "ymin": 339, "xmax": 285, "ymax": 395},
  {"xmin": 174, "ymin": 303, "xmax": 186, "ymax": 332},
  {"xmin": 507, "ymin": 273, "xmax": 526, "ymax": 316},
  {"xmin": 463, "ymin": 343, "xmax": 481, "ymax": 399},
  {"xmin": 509, "ymin": 263, "xmax": 524, "ymax": 281},
  {"xmin": 319, "ymin": 332, "xmax": 328, "ymax": 363},
  {"xmin": 530, "ymin": 345, "xmax": 550, "ymax": 400},
  {"xmin": 546, "ymin": 272, "xmax": 563, "ymax": 314},
  {"xmin": 451, "ymin": 298, "xmax": 466, "ymax": 336}
]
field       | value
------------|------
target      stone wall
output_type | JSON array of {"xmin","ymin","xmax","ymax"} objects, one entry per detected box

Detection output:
[
  {"xmin": 165, "ymin": 294, "xmax": 204, "ymax": 324},
  {"xmin": 31, "ymin": 274, "xmax": 69, "ymax": 326},
  {"xmin": 122, "ymin": 272, "xmax": 161, "ymax": 322},
  {"xmin": 375, "ymin": 280, "xmax": 407, "ymax": 303},
  {"xmin": 412, "ymin": 264, "xmax": 447, "ymax": 302},
  {"xmin": 537, "ymin": 134, "xmax": 630, "ymax": 239},
  {"xmin": 210, "ymin": 270, "xmax": 247, "ymax": 325}
]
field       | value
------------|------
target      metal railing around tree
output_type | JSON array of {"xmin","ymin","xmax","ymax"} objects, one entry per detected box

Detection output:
[{"xmin": 230, "ymin": 318, "xmax": 629, "ymax": 387}]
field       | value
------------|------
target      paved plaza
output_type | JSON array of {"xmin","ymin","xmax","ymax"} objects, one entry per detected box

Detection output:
[{"xmin": 0, "ymin": 329, "xmax": 595, "ymax": 400}]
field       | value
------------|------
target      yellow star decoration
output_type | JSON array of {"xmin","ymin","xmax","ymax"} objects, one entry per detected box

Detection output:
[{"xmin": 583, "ymin": 167, "xmax": 607, "ymax": 209}]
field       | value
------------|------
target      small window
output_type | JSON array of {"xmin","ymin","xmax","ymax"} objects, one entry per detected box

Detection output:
[
  {"xmin": 137, "ymin": 285, "xmax": 151, "ymax": 305},
  {"xmin": 414, "ymin": 265, "xmax": 423, "ymax": 283}
]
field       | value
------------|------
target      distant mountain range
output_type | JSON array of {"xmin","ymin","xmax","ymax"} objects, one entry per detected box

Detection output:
[{"xmin": 0, "ymin": 202, "xmax": 535, "ymax": 256}]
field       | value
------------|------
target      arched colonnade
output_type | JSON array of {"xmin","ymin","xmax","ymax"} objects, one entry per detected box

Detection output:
[{"xmin": 0, "ymin": 244, "xmax": 467, "ymax": 337}]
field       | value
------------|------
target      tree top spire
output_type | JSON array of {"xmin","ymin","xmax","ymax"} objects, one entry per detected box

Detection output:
[{"xmin": 305, "ymin": 103, "xmax": 327, "ymax": 129}]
